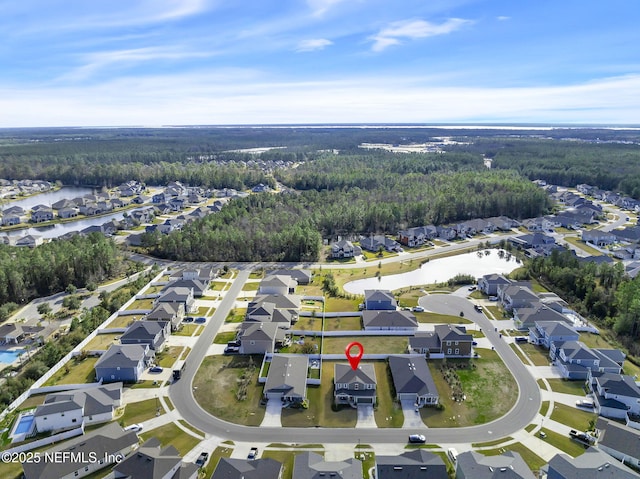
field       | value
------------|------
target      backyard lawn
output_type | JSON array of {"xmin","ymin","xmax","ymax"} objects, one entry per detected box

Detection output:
[
  {"xmin": 193, "ymin": 355, "xmax": 265, "ymax": 426},
  {"xmin": 324, "ymin": 296, "xmax": 362, "ymax": 313},
  {"xmin": 125, "ymin": 298, "xmax": 154, "ymax": 311},
  {"xmin": 107, "ymin": 314, "xmax": 136, "ymax": 328},
  {"xmin": 294, "ymin": 316, "xmax": 323, "ymax": 331},
  {"xmin": 43, "ymin": 357, "xmax": 98, "ymax": 386},
  {"xmin": 323, "ymin": 336, "xmax": 407, "ymax": 354},
  {"xmin": 82, "ymin": 333, "xmax": 120, "ymax": 351},
  {"xmin": 140, "ymin": 423, "xmax": 200, "ymax": 457},
  {"xmin": 421, "ymin": 349, "xmax": 518, "ymax": 427},
  {"xmin": 324, "ymin": 316, "xmax": 362, "ymax": 331}
]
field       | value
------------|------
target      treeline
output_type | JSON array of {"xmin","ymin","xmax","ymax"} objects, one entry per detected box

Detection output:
[
  {"xmin": 0, "ymin": 233, "xmax": 125, "ymax": 305},
  {"xmin": 521, "ymin": 250, "xmax": 640, "ymax": 356},
  {"xmin": 146, "ymin": 169, "xmax": 550, "ymax": 262}
]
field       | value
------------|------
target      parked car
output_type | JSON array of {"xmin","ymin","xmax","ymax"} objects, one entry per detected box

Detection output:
[
  {"xmin": 124, "ymin": 423, "xmax": 143, "ymax": 432},
  {"xmin": 412, "ymin": 306, "xmax": 425, "ymax": 312},
  {"xmin": 183, "ymin": 317, "xmax": 194, "ymax": 323},
  {"xmin": 474, "ymin": 304, "xmax": 483, "ymax": 312},
  {"xmin": 224, "ymin": 346, "xmax": 240, "ymax": 354},
  {"xmin": 195, "ymin": 452, "xmax": 209, "ymax": 466},
  {"xmin": 149, "ymin": 366, "xmax": 163, "ymax": 373},
  {"xmin": 575, "ymin": 399, "xmax": 595, "ymax": 409},
  {"xmin": 248, "ymin": 447, "xmax": 259, "ymax": 460},
  {"xmin": 514, "ymin": 337, "xmax": 528, "ymax": 343},
  {"xmin": 447, "ymin": 448, "xmax": 459, "ymax": 464},
  {"xmin": 468, "ymin": 286, "xmax": 476, "ymax": 291},
  {"xmin": 195, "ymin": 317, "xmax": 207, "ymax": 323},
  {"xmin": 408, "ymin": 434, "xmax": 426, "ymax": 443},
  {"xmin": 488, "ymin": 296, "xmax": 498, "ymax": 301}
]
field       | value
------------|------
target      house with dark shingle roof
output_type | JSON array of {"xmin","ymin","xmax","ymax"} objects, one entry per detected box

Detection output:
[
  {"xmin": 550, "ymin": 341, "xmax": 600, "ymax": 380},
  {"xmin": 513, "ymin": 303, "xmax": 572, "ymax": 330},
  {"xmin": 155, "ymin": 286, "xmax": 196, "ymax": 314},
  {"xmin": 529, "ymin": 321, "xmax": 579, "ymax": 349},
  {"xmin": 364, "ymin": 290, "xmax": 397, "ymax": 310},
  {"xmin": 239, "ymin": 322, "xmax": 286, "ymax": 355},
  {"xmin": 263, "ymin": 354, "xmax": 308, "ymax": 403},
  {"xmin": 259, "ymin": 274, "xmax": 297, "ymax": 295},
  {"xmin": 541, "ymin": 446, "xmax": 640, "ymax": 479},
  {"xmin": 589, "ymin": 373, "xmax": 640, "ymax": 419},
  {"xmin": 334, "ymin": 363, "xmax": 377, "ymax": 406},
  {"xmin": 22, "ymin": 422, "xmax": 138, "ymax": 479},
  {"xmin": 595, "ymin": 418, "xmax": 640, "ymax": 470},
  {"xmin": 293, "ymin": 451, "xmax": 363, "ymax": 479},
  {"xmin": 408, "ymin": 332, "xmax": 442, "ymax": 356},
  {"xmin": 454, "ymin": 450, "xmax": 535, "ymax": 479},
  {"xmin": 269, "ymin": 268, "xmax": 313, "ymax": 285},
  {"xmin": 388, "ymin": 355, "xmax": 438, "ymax": 407},
  {"xmin": 376, "ymin": 449, "xmax": 448, "ymax": 479},
  {"xmin": 112, "ymin": 437, "xmax": 199, "ymax": 479},
  {"xmin": 146, "ymin": 302, "xmax": 184, "ymax": 331},
  {"xmin": 331, "ymin": 239, "xmax": 362, "ymax": 258},
  {"xmin": 434, "ymin": 324, "xmax": 473, "ymax": 357},
  {"xmin": 362, "ymin": 310, "xmax": 418, "ymax": 331},
  {"xmin": 120, "ymin": 320, "xmax": 169, "ymax": 350},
  {"xmin": 212, "ymin": 457, "xmax": 283, "ymax": 479},
  {"xmin": 477, "ymin": 274, "xmax": 511, "ymax": 296},
  {"xmin": 360, "ymin": 235, "xmax": 401, "ymax": 253},
  {"xmin": 95, "ymin": 344, "xmax": 154, "ymax": 383}
]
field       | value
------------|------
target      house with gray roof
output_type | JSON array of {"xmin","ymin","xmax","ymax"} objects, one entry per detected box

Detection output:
[
  {"xmin": 270, "ymin": 268, "xmax": 313, "ymax": 285},
  {"xmin": 95, "ymin": 344, "xmax": 153, "ymax": 383},
  {"xmin": 22, "ymin": 422, "xmax": 138, "ymax": 479},
  {"xmin": 264, "ymin": 354, "xmax": 308, "ymax": 403},
  {"xmin": 529, "ymin": 321, "xmax": 579, "ymax": 349},
  {"xmin": 408, "ymin": 332, "xmax": 441, "ymax": 356},
  {"xmin": 582, "ymin": 229, "xmax": 618, "ymax": 246},
  {"xmin": 513, "ymin": 304, "xmax": 571, "ymax": 330},
  {"xmin": 498, "ymin": 284, "xmax": 539, "ymax": 311},
  {"xmin": 293, "ymin": 451, "xmax": 363, "ymax": 479},
  {"xmin": 434, "ymin": 324, "xmax": 474, "ymax": 357},
  {"xmin": 331, "ymin": 239, "xmax": 362, "ymax": 258},
  {"xmin": 376, "ymin": 449, "xmax": 448, "ymax": 479},
  {"xmin": 155, "ymin": 286, "xmax": 196, "ymax": 314},
  {"xmin": 250, "ymin": 293, "xmax": 301, "ymax": 312},
  {"xmin": 334, "ymin": 363, "xmax": 377, "ymax": 406},
  {"xmin": 239, "ymin": 322, "xmax": 285, "ymax": 355},
  {"xmin": 477, "ymin": 274, "xmax": 511, "ymax": 296},
  {"xmin": 596, "ymin": 417, "xmax": 640, "ymax": 470},
  {"xmin": 120, "ymin": 320, "xmax": 169, "ymax": 350},
  {"xmin": 388, "ymin": 355, "xmax": 438, "ymax": 407},
  {"xmin": 360, "ymin": 235, "xmax": 401, "ymax": 253},
  {"xmin": 362, "ymin": 310, "xmax": 418, "ymax": 331},
  {"xmin": 34, "ymin": 382, "xmax": 122, "ymax": 433},
  {"xmin": 397, "ymin": 225, "xmax": 437, "ymax": 247},
  {"xmin": 455, "ymin": 450, "xmax": 535, "ymax": 479},
  {"xmin": 550, "ymin": 341, "xmax": 600, "ymax": 380},
  {"xmin": 589, "ymin": 373, "xmax": 640, "ymax": 419},
  {"xmin": 146, "ymin": 302, "xmax": 184, "ymax": 331},
  {"xmin": 212, "ymin": 457, "xmax": 283, "ymax": 479},
  {"xmin": 112, "ymin": 437, "xmax": 198, "ymax": 479},
  {"xmin": 162, "ymin": 278, "xmax": 208, "ymax": 297},
  {"xmin": 541, "ymin": 447, "xmax": 640, "ymax": 479},
  {"xmin": 364, "ymin": 290, "xmax": 397, "ymax": 310},
  {"xmin": 259, "ymin": 274, "xmax": 296, "ymax": 295}
]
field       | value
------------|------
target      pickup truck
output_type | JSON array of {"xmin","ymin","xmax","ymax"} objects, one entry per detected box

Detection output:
[
  {"xmin": 248, "ymin": 447, "xmax": 259, "ymax": 460},
  {"xmin": 569, "ymin": 429, "xmax": 595, "ymax": 445}
]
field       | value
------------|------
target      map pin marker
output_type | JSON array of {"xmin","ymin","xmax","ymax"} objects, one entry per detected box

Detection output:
[{"xmin": 345, "ymin": 341, "xmax": 364, "ymax": 370}]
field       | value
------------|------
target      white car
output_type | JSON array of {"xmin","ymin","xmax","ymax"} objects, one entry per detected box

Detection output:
[
  {"xmin": 412, "ymin": 306, "xmax": 425, "ymax": 312},
  {"xmin": 124, "ymin": 423, "xmax": 143, "ymax": 432}
]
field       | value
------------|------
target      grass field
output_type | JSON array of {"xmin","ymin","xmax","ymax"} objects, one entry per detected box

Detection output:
[
  {"xmin": 174, "ymin": 324, "xmax": 202, "ymax": 336},
  {"xmin": 539, "ymin": 427, "xmax": 588, "ymax": 458},
  {"xmin": 421, "ymin": 349, "xmax": 518, "ymax": 427},
  {"xmin": 550, "ymin": 403, "xmax": 597, "ymax": 431},
  {"xmin": 44, "ymin": 357, "xmax": 98, "ymax": 386},
  {"xmin": 515, "ymin": 343, "xmax": 551, "ymax": 366},
  {"xmin": 294, "ymin": 316, "xmax": 323, "ymax": 331},
  {"xmin": 324, "ymin": 316, "xmax": 362, "ymax": 331},
  {"xmin": 119, "ymin": 398, "xmax": 161, "ymax": 426},
  {"xmin": 193, "ymin": 355, "xmax": 265, "ymax": 426},
  {"xmin": 82, "ymin": 333, "xmax": 120, "ymax": 351},
  {"xmin": 322, "ymin": 336, "xmax": 407, "ymax": 354},
  {"xmin": 373, "ymin": 361, "xmax": 404, "ymax": 428},
  {"xmin": 106, "ymin": 314, "xmax": 136, "ymax": 328},
  {"xmin": 140, "ymin": 423, "xmax": 200, "ymax": 456},
  {"xmin": 415, "ymin": 313, "xmax": 471, "ymax": 324},
  {"xmin": 242, "ymin": 281, "xmax": 260, "ymax": 292},
  {"xmin": 324, "ymin": 296, "xmax": 362, "ymax": 313},
  {"xmin": 125, "ymin": 298, "xmax": 154, "ymax": 310},
  {"xmin": 214, "ymin": 331, "xmax": 238, "ymax": 344},
  {"xmin": 546, "ymin": 378, "xmax": 588, "ymax": 395},
  {"xmin": 156, "ymin": 346, "xmax": 183, "ymax": 368},
  {"xmin": 483, "ymin": 443, "xmax": 546, "ymax": 473},
  {"xmin": 226, "ymin": 308, "xmax": 247, "ymax": 323}
]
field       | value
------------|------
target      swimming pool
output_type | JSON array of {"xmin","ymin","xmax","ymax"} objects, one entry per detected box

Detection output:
[
  {"xmin": 14, "ymin": 414, "xmax": 34, "ymax": 434},
  {"xmin": 0, "ymin": 349, "xmax": 24, "ymax": 363}
]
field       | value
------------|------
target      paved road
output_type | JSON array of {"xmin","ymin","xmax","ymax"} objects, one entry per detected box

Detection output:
[{"xmin": 169, "ymin": 272, "xmax": 541, "ymax": 444}]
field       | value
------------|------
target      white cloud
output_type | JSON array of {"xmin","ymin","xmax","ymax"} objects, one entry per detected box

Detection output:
[
  {"xmin": 497, "ymin": 16, "xmax": 510, "ymax": 21},
  {"xmin": 370, "ymin": 18, "xmax": 471, "ymax": 52},
  {"xmin": 296, "ymin": 38, "xmax": 333, "ymax": 52},
  {"xmin": 307, "ymin": 0, "xmax": 346, "ymax": 17}
]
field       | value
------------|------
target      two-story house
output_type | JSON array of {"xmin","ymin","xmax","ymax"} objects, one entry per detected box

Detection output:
[
  {"xmin": 589, "ymin": 373, "xmax": 640, "ymax": 420},
  {"xmin": 364, "ymin": 290, "xmax": 397, "ymax": 310},
  {"xmin": 331, "ymin": 239, "xmax": 362, "ymax": 258},
  {"xmin": 334, "ymin": 363, "xmax": 377, "ymax": 407}
]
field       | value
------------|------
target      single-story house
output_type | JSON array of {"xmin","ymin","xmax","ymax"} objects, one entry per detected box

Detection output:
[
  {"xmin": 388, "ymin": 355, "xmax": 439, "ymax": 407},
  {"xmin": 362, "ymin": 310, "xmax": 418, "ymax": 331},
  {"xmin": 364, "ymin": 290, "xmax": 397, "ymax": 310},
  {"xmin": 263, "ymin": 354, "xmax": 308, "ymax": 403},
  {"xmin": 113, "ymin": 437, "xmax": 199, "ymax": 479},
  {"xmin": 94, "ymin": 344, "xmax": 154, "ymax": 383},
  {"xmin": 376, "ymin": 450, "xmax": 448, "ymax": 479},
  {"xmin": 212, "ymin": 458, "xmax": 283, "ymax": 479},
  {"xmin": 334, "ymin": 363, "xmax": 377, "ymax": 407},
  {"xmin": 293, "ymin": 451, "xmax": 363, "ymax": 479}
]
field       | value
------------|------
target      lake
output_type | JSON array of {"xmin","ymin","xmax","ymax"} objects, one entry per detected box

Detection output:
[
  {"xmin": 343, "ymin": 250, "xmax": 520, "ymax": 294},
  {"xmin": 1, "ymin": 186, "xmax": 94, "ymax": 211}
]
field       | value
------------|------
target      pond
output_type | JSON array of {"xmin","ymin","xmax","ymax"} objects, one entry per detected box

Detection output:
[
  {"xmin": 343, "ymin": 250, "xmax": 520, "ymax": 295},
  {"xmin": 1, "ymin": 186, "xmax": 94, "ymax": 211}
]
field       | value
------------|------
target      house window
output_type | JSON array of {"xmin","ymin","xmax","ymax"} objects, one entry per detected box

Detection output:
[
  {"xmin": 455, "ymin": 341, "xmax": 459, "ymax": 345},
  {"xmin": 455, "ymin": 349, "xmax": 460, "ymax": 355},
  {"xmin": 250, "ymin": 341, "xmax": 255, "ymax": 345},
  {"xmin": 72, "ymin": 418, "xmax": 77, "ymax": 423},
  {"xmin": 447, "ymin": 349, "xmax": 452, "ymax": 355},
  {"xmin": 446, "ymin": 341, "xmax": 451, "ymax": 346},
  {"xmin": 354, "ymin": 383, "xmax": 359, "ymax": 390}
]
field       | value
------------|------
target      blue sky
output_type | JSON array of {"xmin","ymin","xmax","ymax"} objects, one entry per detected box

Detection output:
[{"xmin": 1, "ymin": 0, "xmax": 639, "ymax": 126}]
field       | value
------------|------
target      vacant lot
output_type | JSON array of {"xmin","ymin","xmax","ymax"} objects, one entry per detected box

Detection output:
[
  {"xmin": 421, "ymin": 349, "xmax": 517, "ymax": 427},
  {"xmin": 82, "ymin": 333, "xmax": 120, "ymax": 351},
  {"xmin": 193, "ymin": 355, "xmax": 265, "ymax": 426},
  {"xmin": 323, "ymin": 336, "xmax": 407, "ymax": 354},
  {"xmin": 119, "ymin": 398, "xmax": 161, "ymax": 426},
  {"xmin": 550, "ymin": 403, "xmax": 596, "ymax": 431},
  {"xmin": 515, "ymin": 343, "xmax": 551, "ymax": 366},
  {"xmin": 324, "ymin": 316, "xmax": 362, "ymax": 331},
  {"xmin": 44, "ymin": 357, "xmax": 98, "ymax": 386},
  {"xmin": 546, "ymin": 378, "xmax": 587, "ymax": 395},
  {"xmin": 140, "ymin": 423, "xmax": 200, "ymax": 456}
]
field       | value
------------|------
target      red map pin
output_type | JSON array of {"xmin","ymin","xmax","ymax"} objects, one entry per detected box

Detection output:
[{"xmin": 345, "ymin": 341, "xmax": 364, "ymax": 370}]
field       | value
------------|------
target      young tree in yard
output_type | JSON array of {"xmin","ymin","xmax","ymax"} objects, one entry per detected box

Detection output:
[{"xmin": 37, "ymin": 303, "xmax": 52, "ymax": 317}]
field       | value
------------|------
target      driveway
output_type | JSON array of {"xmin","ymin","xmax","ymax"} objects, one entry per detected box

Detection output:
[
  {"xmin": 355, "ymin": 404, "xmax": 377, "ymax": 428},
  {"xmin": 400, "ymin": 400, "xmax": 426, "ymax": 429},
  {"xmin": 260, "ymin": 399, "xmax": 283, "ymax": 427}
]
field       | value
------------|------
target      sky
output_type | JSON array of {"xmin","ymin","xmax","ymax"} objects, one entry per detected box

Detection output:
[{"xmin": 1, "ymin": 0, "xmax": 639, "ymax": 127}]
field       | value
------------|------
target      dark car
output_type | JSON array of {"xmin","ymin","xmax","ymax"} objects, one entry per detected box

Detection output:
[
  {"xmin": 149, "ymin": 366, "xmax": 163, "ymax": 373},
  {"xmin": 195, "ymin": 317, "xmax": 207, "ymax": 323},
  {"xmin": 195, "ymin": 452, "xmax": 209, "ymax": 466},
  {"xmin": 183, "ymin": 317, "xmax": 194, "ymax": 323},
  {"xmin": 408, "ymin": 434, "xmax": 426, "ymax": 443}
]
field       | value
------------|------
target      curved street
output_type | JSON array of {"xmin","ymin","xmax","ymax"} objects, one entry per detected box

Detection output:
[{"xmin": 169, "ymin": 268, "xmax": 541, "ymax": 445}]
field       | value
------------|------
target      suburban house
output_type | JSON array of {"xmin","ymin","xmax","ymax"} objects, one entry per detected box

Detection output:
[
  {"xmin": 541, "ymin": 446, "xmax": 640, "ymax": 479},
  {"xmin": 15, "ymin": 235, "xmax": 43, "ymax": 248},
  {"xmin": 94, "ymin": 344, "xmax": 154, "ymax": 383},
  {"xmin": 522, "ymin": 217, "xmax": 553, "ymax": 232},
  {"xmin": 113, "ymin": 437, "xmax": 199, "ymax": 479},
  {"xmin": 30, "ymin": 208, "xmax": 54, "ymax": 223},
  {"xmin": 487, "ymin": 216, "xmax": 519, "ymax": 231},
  {"xmin": 397, "ymin": 225, "xmax": 437, "ymax": 247},
  {"xmin": 162, "ymin": 278, "xmax": 208, "ymax": 297},
  {"xmin": 550, "ymin": 341, "xmax": 601, "ymax": 380},
  {"xmin": 146, "ymin": 302, "xmax": 185, "ymax": 331},
  {"xmin": 434, "ymin": 324, "xmax": 474, "ymax": 357},
  {"xmin": 529, "ymin": 321, "xmax": 579, "ymax": 349},
  {"xmin": 364, "ymin": 290, "xmax": 397, "ymax": 310},
  {"xmin": 388, "ymin": 355, "xmax": 439, "ymax": 407},
  {"xmin": 477, "ymin": 274, "xmax": 511, "ymax": 296},
  {"xmin": 589, "ymin": 372, "xmax": 640, "ymax": 420},
  {"xmin": 595, "ymin": 418, "xmax": 640, "ymax": 470},
  {"xmin": 33, "ymin": 383, "xmax": 122, "ymax": 433},
  {"xmin": 0, "ymin": 323, "xmax": 26, "ymax": 343},
  {"xmin": 436, "ymin": 225, "xmax": 457, "ymax": 240},
  {"xmin": 498, "ymin": 284, "xmax": 539, "ymax": 311},
  {"xmin": 22, "ymin": 423, "xmax": 139, "ymax": 479},
  {"xmin": 270, "ymin": 269, "xmax": 313, "ymax": 285},
  {"xmin": 334, "ymin": 363, "xmax": 377, "ymax": 407},
  {"xmin": 582, "ymin": 229, "xmax": 618, "ymax": 246},
  {"xmin": 263, "ymin": 354, "xmax": 308, "ymax": 403},
  {"xmin": 250, "ymin": 293, "xmax": 301, "ymax": 314},
  {"xmin": 120, "ymin": 320, "xmax": 169, "ymax": 350},
  {"xmin": 245, "ymin": 302, "xmax": 294, "ymax": 327},
  {"xmin": 331, "ymin": 239, "xmax": 362, "ymax": 258},
  {"xmin": 58, "ymin": 206, "xmax": 80, "ymax": 219},
  {"xmin": 212, "ymin": 458, "xmax": 283, "ymax": 479},
  {"xmin": 455, "ymin": 451, "xmax": 535, "ymax": 479},
  {"xmin": 259, "ymin": 274, "xmax": 296, "ymax": 295},
  {"xmin": 361, "ymin": 310, "xmax": 418, "ymax": 331},
  {"xmin": 513, "ymin": 304, "xmax": 572, "ymax": 330},
  {"xmin": 239, "ymin": 322, "xmax": 286, "ymax": 355},
  {"xmin": 409, "ymin": 332, "xmax": 442, "ymax": 356},
  {"xmin": 509, "ymin": 232, "xmax": 556, "ymax": 254},
  {"xmin": 293, "ymin": 451, "xmax": 363, "ymax": 479},
  {"xmin": 360, "ymin": 235, "xmax": 402, "ymax": 253},
  {"xmin": 376, "ymin": 450, "xmax": 447, "ymax": 479},
  {"xmin": 155, "ymin": 286, "xmax": 196, "ymax": 314}
]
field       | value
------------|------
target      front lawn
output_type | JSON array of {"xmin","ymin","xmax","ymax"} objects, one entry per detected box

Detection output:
[
  {"xmin": 373, "ymin": 361, "xmax": 404, "ymax": 428},
  {"xmin": 119, "ymin": 398, "xmax": 161, "ymax": 426},
  {"xmin": 539, "ymin": 427, "xmax": 588, "ymax": 458},
  {"xmin": 546, "ymin": 378, "xmax": 588, "ymax": 395},
  {"xmin": 199, "ymin": 446, "xmax": 233, "ymax": 479},
  {"xmin": 515, "ymin": 343, "xmax": 551, "ymax": 366},
  {"xmin": 156, "ymin": 346, "xmax": 183, "ymax": 368},
  {"xmin": 421, "ymin": 349, "xmax": 518, "ymax": 427},
  {"xmin": 322, "ymin": 336, "xmax": 407, "ymax": 354},
  {"xmin": 174, "ymin": 324, "xmax": 202, "ymax": 336},
  {"xmin": 549, "ymin": 403, "xmax": 596, "ymax": 431},
  {"xmin": 225, "ymin": 308, "xmax": 247, "ymax": 323},
  {"xmin": 483, "ymin": 443, "xmax": 546, "ymax": 474},
  {"xmin": 214, "ymin": 331, "xmax": 238, "ymax": 344},
  {"xmin": 242, "ymin": 281, "xmax": 260, "ymax": 292},
  {"xmin": 43, "ymin": 357, "xmax": 98, "ymax": 386},
  {"xmin": 140, "ymin": 423, "xmax": 200, "ymax": 457},
  {"xmin": 193, "ymin": 355, "xmax": 265, "ymax": 426}
]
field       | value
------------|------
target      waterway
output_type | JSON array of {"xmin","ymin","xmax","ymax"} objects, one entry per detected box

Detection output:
[
  {"xmin": 0, "ymin": 186, "xmax": 94, "ymax": 211},
  {"xmin": 343, "ymin": 249, "xmax": 520, "ymax": 294}
]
